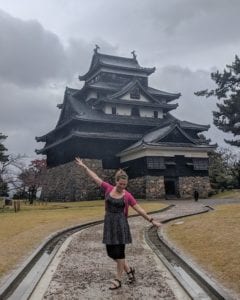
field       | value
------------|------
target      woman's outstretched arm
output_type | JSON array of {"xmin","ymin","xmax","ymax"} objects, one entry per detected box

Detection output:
[
  {"xmin": 75, "ymin": 157, "xmax": 103, "ymax": 186},
  {"xmin": 132, "ymin": 204, "xmax": 162, "ymax": 228}
]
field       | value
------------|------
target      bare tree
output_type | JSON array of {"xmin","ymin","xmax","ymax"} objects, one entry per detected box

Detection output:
[
  {"xmin": 0, "ymin": 154, "xmax": 28, "ymax": 195},
  {"xmin": 18, "ymin": 159, "xmax": 47, "ymax": 203}
]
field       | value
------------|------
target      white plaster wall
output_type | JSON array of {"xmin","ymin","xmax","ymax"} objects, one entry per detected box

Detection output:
[
  {"xmin": 120, "ymin": 148, "xmax": 210, "ymax": 163},
  {"xmin": 104, "ymin": 104, "xmax": 163, "ymax": 118},
  {"xmin": 117, "ymin": 105, "xmax": 131, "ymax": 116},
  {"xmin": 140, "ymin": 107, "xmax": 163, "ymax": 118},
  {"xmin": 104, "ymin": 104, "xmax": 112, "ymax": 114},
  {"xmin": 103, "ymin": 104, "xmax": 131, "ymax": 115}
]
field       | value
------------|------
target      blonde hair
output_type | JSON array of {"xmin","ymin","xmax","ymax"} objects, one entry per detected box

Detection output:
[{"xmin": 115, "ymin": 169, "xmax": 128, "ymax": 182}]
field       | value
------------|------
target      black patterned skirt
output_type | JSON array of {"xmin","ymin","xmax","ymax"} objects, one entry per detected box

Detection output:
[{"xmin": 103, "ymin": 212, "xmax": 132, "ymax": 245}]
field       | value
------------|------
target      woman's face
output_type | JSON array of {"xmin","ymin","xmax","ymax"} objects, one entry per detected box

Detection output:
[{"xmin": 115, "ymin": 178, "xmax": 128, "ymax": 192}]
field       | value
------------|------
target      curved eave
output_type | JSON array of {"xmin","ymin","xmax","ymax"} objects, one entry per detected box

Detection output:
[
  {"xmin": 156, "ymin": 93, "xmax": 181, "ymax": 101},
  {"xmin": 163, "ymin": 92, "xmax": 181, "ymax": 101},
  {"xmin": 94, "ymin": 98, "xmax": 178, "ymax": 110},
  {"xmin": 148, "ymin": 88, "xmax": 181, "ymax": 101},
  {"xmin": 36, "ymin": 114, "xmax": 163, "ymax": 145},
  {"xmin": 79, "ymin": 62, "xmax": 155, "ymax": 81},
  {"xmin": 35, "ymin": 118, "xmax": 74, "ymax": 143},
  {"xmin": 79, "ymin": 64, "xmax": 98, "ymax": 81},
  {"xmin": 145, "ymin": 142, "xmax": 216, "ymax": 150},
  {"xmin": 35, "ymin": 149, "xmax": 44, "ymax": 154},
  {"xmin": 169, "ymin": 116, "xmax": 211, "ymax": 132},
  {"xmin": 35, "ymin": 136, "xmax": 47, "ymax": 142},
  {"xmin": 57, "ymin": 103, "xmax": 63, "ymax": 109},
  {"xmin": 35, "ymin": 131, "xmax": 141, "ymax": 154},
  {"xmin": 118, "ymin": 141, "xmax": 216, "ymax": 157},
  {"xmin": 181, "ymin": 123, "xmax": 210, "ymax": 131}
]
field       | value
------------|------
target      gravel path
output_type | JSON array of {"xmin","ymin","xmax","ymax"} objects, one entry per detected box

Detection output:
[
  {"xmin": 38, "ymin": 199, "xmax": 239, "ymax": 299},
  {"xmin": 42, "ymin": 218, "xmax": 180, "ymax": 300}
]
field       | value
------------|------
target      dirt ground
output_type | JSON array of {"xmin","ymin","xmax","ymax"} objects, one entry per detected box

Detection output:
[{"xmin": 40, "ymin": 215, "xmax": 189, "ymax": 300}]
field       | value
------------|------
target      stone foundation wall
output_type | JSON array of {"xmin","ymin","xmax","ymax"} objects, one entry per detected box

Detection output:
[
  {"xmin": 127, "ymin": 177, "xmax": 146, "ymax": 199},
  {"xmin": 41, "ymin": 160, "xmax": 211, "ymax": 201},
  {"xmin": 145, "ymin": 176, "xmax": 165, "ymax": 199},
  {"xmin": 179, "ymin": 176, "xmax": 211, "ymax": 199},
  {"xmin": 41, "ymin": 159, "xmax": 115, "ymax": 201}
]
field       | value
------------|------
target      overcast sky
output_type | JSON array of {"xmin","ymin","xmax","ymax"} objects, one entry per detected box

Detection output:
[{"xmin": 1, "ymin": 0, "xmax": 240, "ymax": 162}]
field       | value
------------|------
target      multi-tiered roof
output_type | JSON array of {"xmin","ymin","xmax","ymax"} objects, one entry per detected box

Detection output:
[{"xmin": 36, "ymin": 47, "xmax": 213, "ymax": 167}]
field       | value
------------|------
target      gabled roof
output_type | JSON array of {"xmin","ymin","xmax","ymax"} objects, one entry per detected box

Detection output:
[
  {"xmin": 147, "ymin": 87, "xmax": 181, "ymax": 101},
  {"xmin": 122, "ymin": 123, "xmax": 197, "ymax": 152},
  {"xmin": 108, "ymin": 79, "xmax": 158, "ymax": 102},
  {"xmin": 84, "ymin": 80, "xmax": 181, "ymax": 101},
  {"xmin": 143, "ymin": 123, "xmax": 197, "ymax": 144},
  {"xmin": 178, "ymin": 120, "xmax": 210, "ymax": 131},
  {"xmin": 91, "ymin": 79, "xmax": 178, "ymax": 112},
  {"xmin": 79, "ymin": 51, "xmax": 155, "ymax": 81},
  {"xmin": 168, "ymin": 115, "xmax": 210, "ymax": 131},
  {"xmin": 118, "ymin": 122, "xmax": 216, "ymax": 157}
]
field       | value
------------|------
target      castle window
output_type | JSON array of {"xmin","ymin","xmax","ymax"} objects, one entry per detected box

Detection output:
[
  {"xmin": 130, "ymin": 87, "xmax": 140, "ymax": 99},
  {"xmin": 193, "ymin": 158, "xmax": 209, "ymax": 170},
  {"xmin": 147, "ymin": 157, "xmax": 166, "ymax": 169},
  {"xmin": 131, "ymin": 107, "xmax": 140, "ymax": 117},
  {"xmin": 154, "ymin": 111, "xmax": 158, "ymax": 118},
  {"xmin": 112, "ymin": 106, "xmax": 116, "ymax": 115}
]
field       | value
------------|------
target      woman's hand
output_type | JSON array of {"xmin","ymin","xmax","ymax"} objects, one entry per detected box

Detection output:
[
  {"xmin": 75, "ymin": 157, "xmax": 86, "ymax": 168},
  {"xmin": 152, "ymin": 220, "xmax": 162, "ymax": 228},
  {"xmin": 75, "ymin": 157, "xmax": 103, "ymax": 186}
]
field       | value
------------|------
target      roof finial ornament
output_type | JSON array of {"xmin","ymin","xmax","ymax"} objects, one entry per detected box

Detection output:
[
  {"xmin": 131, "ymin": 50, "xmax": 137, "ymax": 59},
  {"xmin": 94, "ymin": 44, "xmax": 100, "ymax": 53}
]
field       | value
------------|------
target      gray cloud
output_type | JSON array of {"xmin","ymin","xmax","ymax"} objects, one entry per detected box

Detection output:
[
  {"xmin": 65, "ymin": 38, "xmax": 119, "ymax": 83},
  {"xmin": 152, "ymin": 65, "xmax": 231, "ymax": 146},
  {"xmin": 61, "ymin": 1, "xmax": 240, "ymax": 54},
  {"xmin": 0, "ymin": 81, "xmax": 62, "ymax": 157},
  {"xmin": 0, "ymin": 9, "xmax": 67, "ymax": 87},
  {"xmin": 0, "ymin": 1, "xmax": 239, "ymax": 160}
]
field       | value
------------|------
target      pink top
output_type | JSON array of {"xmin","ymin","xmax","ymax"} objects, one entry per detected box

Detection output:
[{"xmin": 101, "ymin": 181, "xmax": 137, "ymax": 217}]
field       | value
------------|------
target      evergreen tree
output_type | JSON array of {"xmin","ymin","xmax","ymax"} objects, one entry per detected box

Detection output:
[
  {"xmin": 209, "ymin": 148, "xmax": 239, "ymax": 190},
  {"xmin": 0, "ymin": 133, "xmax": 9, "ymax": 196},
  {"xmin": 0, "ymin": 133, "xmax": 8, "ymax": 163},
  {"xmin": 195, "ymin": 55, "xmax": 240, "ymax": 147}
]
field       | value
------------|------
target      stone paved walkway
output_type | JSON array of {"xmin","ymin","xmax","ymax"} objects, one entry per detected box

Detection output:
[{"xmin": 32, "ymin": 199, "xmax": 239, "ymax": 300}]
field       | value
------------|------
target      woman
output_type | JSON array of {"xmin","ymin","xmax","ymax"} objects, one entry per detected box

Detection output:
[{"xmin": 75, "ymin": 157, "xmax": 162, "ymax": 290}]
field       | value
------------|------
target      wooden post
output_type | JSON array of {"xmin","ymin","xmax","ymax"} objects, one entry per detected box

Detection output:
[{"xmin": 13, "ymin": 200, "xmax": 21, "ymax": 212}]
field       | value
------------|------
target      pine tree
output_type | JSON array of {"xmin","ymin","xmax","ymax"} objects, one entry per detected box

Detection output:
[
  {"xmin": 195, "ymin": 55, "xmax": 240, "ymax": 147},
  {"xmin": 0, "ymin": 133, "xmax": 8, "ymax": 163}
]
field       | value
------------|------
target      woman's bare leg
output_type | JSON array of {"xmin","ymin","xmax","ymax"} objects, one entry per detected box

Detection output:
[
  {"xmin": 113, "ymin": 259, "xmax": 131, "ymax": 273},
  {"xmin": 116, "ymin": 259, "xmax": 125, "ymax": 280},
  {"xmin": 124, "ymin": 261, "xmax": 131, "ymax": 273},
  {"xmin": 109, "ymin": 258, "xmax": 125, "ymax": 289}
]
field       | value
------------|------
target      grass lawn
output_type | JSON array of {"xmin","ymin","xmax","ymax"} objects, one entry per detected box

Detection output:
[
  {"xmin": 164, "ymin": 204, "xmax": 240, "ymax": 296},
  {"xmin": 0, "ymin": 199, "xmax": 165, "ymax": 281},
  {"xmin": 210, "ymin": 189, "xmax": 240, "ymax": 199}
]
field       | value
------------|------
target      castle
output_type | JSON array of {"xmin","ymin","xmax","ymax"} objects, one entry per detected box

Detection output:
[{"xmin": 36, "ymin": 47, "xmax": 215, "ymax": 200}]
